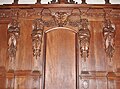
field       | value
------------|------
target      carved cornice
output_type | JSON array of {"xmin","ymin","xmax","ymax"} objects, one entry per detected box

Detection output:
[{"xmin": 0, "ymin": 8, "xmax": 120, "ymax": 19}]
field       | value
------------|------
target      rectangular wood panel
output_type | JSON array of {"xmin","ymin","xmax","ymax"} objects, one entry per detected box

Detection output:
[{"xmin": 45, "ymin": 28, "xmax": 76, "ymax": 89}]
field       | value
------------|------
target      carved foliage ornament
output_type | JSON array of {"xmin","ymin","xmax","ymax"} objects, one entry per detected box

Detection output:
[
  {"xmin": 78, "ymin": 19, "xmax": 90, "ymax": 61},
  {"xmin": 53, "ymin": 12, "xmax": 69, "ymax": 27},
  {"xmin": 32, "ymin": 18, "xmax": 44, "ymax": 71},
  {"xmin": 8, "ymin": 19, "xmax": 20, "ymax": 71},
  {"xmin": 103, "ymin": 19, "xmax": 115, "ymax": 61}
]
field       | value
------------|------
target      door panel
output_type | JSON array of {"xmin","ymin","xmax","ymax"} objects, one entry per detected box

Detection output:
[{"xmin": 45, "ymin": 28, "xmax": 76, "ymax": 89}]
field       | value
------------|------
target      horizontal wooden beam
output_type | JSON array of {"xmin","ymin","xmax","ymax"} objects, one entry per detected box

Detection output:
[{"xmin": 0, "ymin": 4, "xmax": 120, "ymax": 9}]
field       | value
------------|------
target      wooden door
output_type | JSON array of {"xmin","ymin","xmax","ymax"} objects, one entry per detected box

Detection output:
[{"xmin": 44, "ymin": 28, "xmax": 77, "ymax": 89}]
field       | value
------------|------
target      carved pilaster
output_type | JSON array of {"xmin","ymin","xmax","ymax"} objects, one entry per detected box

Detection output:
[
  {"xmin": 103, "ymin": 19, "xmax": 115, "ymax": 62},
  {"xmin": 78, "ymin": 19, "xmax": 90, "ymax": 62},
  {"xmin": 8, "ymin": 19, "xmax": 20, "ymax": 71},
  {"xmin": 32, "ymin": 19, "xmax": 44, "ymax": 71},
  {"xmin": 6, "ymin": 72, "xmax": 15, "ymax": 89},
  {"xmin": 32, "ymin": 71, "xmax": 41, "ymax": 89}
]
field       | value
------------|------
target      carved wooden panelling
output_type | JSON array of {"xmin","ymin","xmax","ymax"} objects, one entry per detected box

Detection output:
[{"xmin": 0, "ymin": 3, "xmax": 120, "ymax": 89}]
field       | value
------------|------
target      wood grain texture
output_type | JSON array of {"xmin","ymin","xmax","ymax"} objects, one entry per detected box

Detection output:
[
  {"xmin": 0, "ymin": 24, "xmax": 7, "ymax": 67},
  {"xmin": 0, "ymin": 4, "xmax": 120, "ymax": 89},
  {"xmin": 45, "ymin": 28, "xmax": 76, "ymax": 89}
]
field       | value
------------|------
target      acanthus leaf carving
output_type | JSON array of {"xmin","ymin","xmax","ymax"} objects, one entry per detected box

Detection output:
[
  {"xmin": 78, "ymin": 19, "xmax": 90, "ymax": 62},
  {"xmin": 32, "ymin": 18, "xmax": 44, "ymax": 71},
  {"xmin": 8, "ymin": 19, "xmax": 20, "ymax": 71},
  {"xmin": 103, "ymin": 19, "xmax": 115, "ymax": 61}
]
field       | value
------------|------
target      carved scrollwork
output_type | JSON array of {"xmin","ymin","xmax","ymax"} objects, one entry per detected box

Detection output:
[
  {"xmin": 53, "ymin": 12, "xmax": 69, "ymax": 27},
  {"xmin": 32, "ymin": 18, "xmax": 44, "ymax": 71},
  {"xmin": 82, "ymin": 80, "xmax": 89, "ymax": 89},
  {"xmin": 8, "ymin": 19, "xmax": 20, "ymax": 71},
  {"xmin": 78, "ymin": 19, "xmax": 90, "ymax": 61},
  {"xmin": 103, "ymin": 19, "xmax": 115, "ymax": 61}
]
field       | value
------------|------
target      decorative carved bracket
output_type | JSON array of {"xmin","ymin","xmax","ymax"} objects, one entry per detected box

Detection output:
[
  {"xmin": 32, "ymin": 18, "xmax": 44, "ymax": 71},
  {"xmin": 78, "ymin": 19, "xmax": 90, "ymax": 62},
  {"xmin": 103, "ymin": 19, "xmax": 115, "ymax": 61},
  {"xmin": 8, "ymin": 19, "xmax": 20, "ymax": 71}
]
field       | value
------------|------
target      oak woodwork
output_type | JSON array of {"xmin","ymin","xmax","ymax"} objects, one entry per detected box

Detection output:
[{"xmin": 0, "ymin": 3, "xmax": 120, "ymax": 89}]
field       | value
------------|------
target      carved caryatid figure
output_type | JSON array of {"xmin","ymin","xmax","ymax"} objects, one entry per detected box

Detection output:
[
  {"xmin": 8, "ymin": 19, "xmax": 20, "ymax": 71},
  {"xmin": 32, "ymin": 19, "xmax": 44, "ymax": 71},
  {"xmin": 103, "ymin": 19, "xmax": 115, "ymax": 61},
  {"xmin": 78, "ymin": 19, "xmax": 90, "ymax": 61}
]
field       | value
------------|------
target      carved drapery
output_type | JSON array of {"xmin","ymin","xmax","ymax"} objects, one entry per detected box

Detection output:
[
  {"xmin": 103, "ymin": 19, "xmax": 115, "ymax": 61},
  {"xmin": 32, "ymin": 18, "xmax": 44, "ymax": 71},
  {"xmin": 8, "ymin": 19, "xmax": 20, "ymax": 71},
  {"xmin": 78, "ymin": 19, "xmax": 90, "ymax": 62}
]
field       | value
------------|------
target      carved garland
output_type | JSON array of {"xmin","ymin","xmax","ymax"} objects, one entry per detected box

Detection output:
[
  {"xmin": 103, "ymin": 19, "xmax": 115, "ymax": 61},
  {"xmin": 78, "ymin": 19, "xmax": 91, "ymax": 62},
  {"xmin": 32, "ymin": 18, "xmax": 44, "ymax": 71},
  {"xmin": 8, "ymin": 19, "xmax": 20, "ymax": 71}
]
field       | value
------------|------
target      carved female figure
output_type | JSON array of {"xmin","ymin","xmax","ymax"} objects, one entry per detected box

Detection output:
[
  {"xmin": 103, "ymin": 19, "xmax": 115, "ymax": 61},
  {"xmin": 78, "ymin": 19, "xmax": 90, "ymax": 61},
  {"xmin": 32, "ymin": 19, "xmax": 44, "ymax": 71}
]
